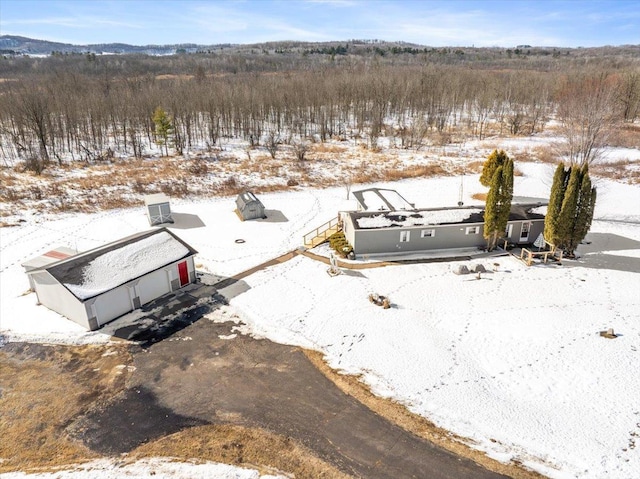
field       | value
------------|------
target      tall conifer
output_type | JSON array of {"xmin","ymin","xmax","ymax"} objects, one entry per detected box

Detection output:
[
  {"xmin": 544, "ymin": 163, "xmax": 597, "ymax": 255},
  {"xmin": 480, "ymin": 149, "xmax": 509, "ymax": 187},
  {"xmin": 544, "ymin": 163, "xmax": 570, "ymax": 246},
  {"xmin": 483, "ymin": 156, "xmax": 514, "ymax": 251}
]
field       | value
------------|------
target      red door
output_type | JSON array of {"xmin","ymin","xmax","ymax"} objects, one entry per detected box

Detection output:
[{"xmin": 178, "ymin": 261, "xmax": 189, "ymax": 286}]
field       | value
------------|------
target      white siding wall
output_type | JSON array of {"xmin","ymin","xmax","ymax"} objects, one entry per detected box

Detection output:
[{"xmin": 31, "ymin": 271, "xmax": 90, "ymax": 328}]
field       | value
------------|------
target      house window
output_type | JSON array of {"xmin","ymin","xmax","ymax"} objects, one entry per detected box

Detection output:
[
  {"xmin": 520, "ymin": 222, "xmax": 531, "ymax": 241},
  {"xmin": 505, "ymin": 224, "xmax": 513, "ymax": 238},
  {"xmin": 400, "ymin": 231, "xmax": 411, "ymax": 242},
  {"xmin": 465, "ymin": 226, "xmax": 480, "ymax": 235},
  {"xmin": 421, "ymin": 229, "xmax": 435, "ymax": 238}
]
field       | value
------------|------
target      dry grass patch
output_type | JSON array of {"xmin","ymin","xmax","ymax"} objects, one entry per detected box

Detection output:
[
  {"xmin": 0, "ymin": 343, "xmax": 133, "ymax": 473},
  {"xmin": 132, "ymin": 424, "xmax": 351, "ymax": 479},
  {"xmin": 303, "ymin": 349, "xmax": 545, "ymax": 479},
  {"xmin": 531, "ymin": 145, "xmax": 559, "ymax": 164},
  {"xmin": 382, "ymin": 164, "xmax": 448, "ymax": 181},
  {"xmin": 472, "ymin": 192, "xmax": 488, "ymax": 201},
  {"xmin": 592, "ymin": 159, "xmax": 640, "ymax": 183},
  {"xmin": 310, "ymin": 143, "xmax": 348, "ymax": 154},
  {"xmin": 463, "ymin": 160, "xmax": 485, "ymax": 174},
  {"xmin": 608, "ymin": 124, "xmax": 640, "ymax": 149}
]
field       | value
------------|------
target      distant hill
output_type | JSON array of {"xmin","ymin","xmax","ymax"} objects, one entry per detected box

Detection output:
[
  {"xmin": 0, "ymin": 35, "xmax": 206, "ymax": 55},
  {"xmin": 1, "ymin": 35, "xmax": 638, "ymax": 60}
]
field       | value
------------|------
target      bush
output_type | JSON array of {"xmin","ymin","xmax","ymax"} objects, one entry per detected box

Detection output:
[{"xmin": 328, "ymin": 231, "xmax": 353, "ymax": 258}]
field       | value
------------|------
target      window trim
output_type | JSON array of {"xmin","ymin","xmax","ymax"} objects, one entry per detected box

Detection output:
[
  {"xmin": 465, "ymin": 225, "xmax": 480, "ymax": 235},
  {"xmin": 421, "ymin": 229, "xmax": 435, "ymax": 238},
  {"xmin": 400, "ymin": 230, "xmax": 411, "ymax": 242}
]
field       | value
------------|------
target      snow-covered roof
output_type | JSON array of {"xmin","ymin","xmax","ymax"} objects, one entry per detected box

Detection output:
[
  {"xmin": 350, "ymin": 204, "xmax": 545, "ymax": 230},
  {"xmin": 144, "ymin": 193, "xmax": 170, "ymax": 206},
  {"xmin": 37, "ymin": 228, "xmax": 197, "ymax": 301}
]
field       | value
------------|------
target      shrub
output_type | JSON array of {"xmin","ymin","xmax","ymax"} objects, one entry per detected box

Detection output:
[{"xmin": 328, "ymin": 231, "xmax": 353, "ymax": 258}]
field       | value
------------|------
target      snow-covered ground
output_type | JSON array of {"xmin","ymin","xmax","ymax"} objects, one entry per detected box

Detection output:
[
  {"xmin": 0, "ymin": 458, "xmax": 285, "ymax": 479},
  {"xmin": 1, "ymin": 162, "xmax": 639, "ymax": 479}
]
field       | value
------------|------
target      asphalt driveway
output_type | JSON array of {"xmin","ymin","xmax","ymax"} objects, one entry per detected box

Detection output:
[{"xmin": 71, "ymin": 295, "xmax": 507, "ymax": 479}]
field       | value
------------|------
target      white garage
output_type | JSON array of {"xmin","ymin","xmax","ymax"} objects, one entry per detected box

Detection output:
[{"xmin": 25, "ymin": 228, "xmax": 198, "ymax": 330}]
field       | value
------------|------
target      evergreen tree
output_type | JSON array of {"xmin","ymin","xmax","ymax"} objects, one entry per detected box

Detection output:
[
  {"xmin": 543, "ymin": 163, "xmax": 570, "ymax": 246},
  {"xmin": 153, "ymin": 107, "xmax": 173, "ymax": 156},
  {"xmin": 544, "ymin": 163, "xmax": 597, "ymax": 255},
  {"xmin": 483, "ymin": 156, "xmax": 514, "ymax": 251},
  {"xmin": 556, "ymin": 166, "xmax": 581, "ymax": 249},
  {"xmin": 480, "ymin": 149, "xmax": 509, "ymax": 187},
  {"xmin": 568, "ymin": 165, "xmax": 597, "ymax": 253}
]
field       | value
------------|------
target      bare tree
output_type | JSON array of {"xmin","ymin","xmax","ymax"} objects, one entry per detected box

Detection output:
[
  {"xmin": 616, "ymin": 71, "xmax": 640, "ymax": 123},
  {"xmin": 266, "ymin": 130, "xmax": 280, "ymax": 159},
  {"xmin": 292, "ymin": 140, "xmax": 309, "ymax": 161},
  {"xmin": 556, "ymin": 73, "xmax": 617, "ymax": 166}
]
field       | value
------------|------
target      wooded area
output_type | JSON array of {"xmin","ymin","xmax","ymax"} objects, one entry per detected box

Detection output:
[{"xmin": 0, "ymin": 43, "xmax": 638, "ymax": 171}]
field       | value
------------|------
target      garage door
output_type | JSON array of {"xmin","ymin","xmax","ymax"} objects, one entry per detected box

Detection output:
[
  {"xmin": 137, "ymin": 269, "xmax": 171, "ymax": 306},
  {"xmin": 95, "ymin": 287, "xmax": 132, "ymax": 326}
]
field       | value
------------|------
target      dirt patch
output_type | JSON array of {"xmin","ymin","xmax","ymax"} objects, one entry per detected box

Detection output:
[
  {"xmin": 302, "ymin": 349, "xmax": 546, "ymax": 479},
  {"xmin": 0, "ymin": 342, "xmax": 133, "ymax": 473},
  {"xmin": 69, "ymin": 386, "xmax": 209, "ymax": 455},
  {"xmin": 132, "ymin": 424, "xmax": 352, "ymax": 479}
]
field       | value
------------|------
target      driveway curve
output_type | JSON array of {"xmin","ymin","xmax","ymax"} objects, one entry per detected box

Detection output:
[{"xmin": 75, "ymin": 315, "xmax": 508, "ymax": 479}]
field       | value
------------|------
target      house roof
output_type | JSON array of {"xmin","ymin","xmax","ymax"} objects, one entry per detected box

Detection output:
[
  {"xmin": 32, "ymin": 228, "xmax": 197, "ymax": 301},
  {"xmin": 347, "ymin": 203, "xmax": 546, "ymax": 230},
  {"xmin": 352, "ymin": 188, "xmax": 414, "ymax": 211}
]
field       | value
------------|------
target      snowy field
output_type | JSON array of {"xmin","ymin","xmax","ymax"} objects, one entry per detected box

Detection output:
[
  {"xmin": 1, "ymin": 161, "xmax": 640, "ymax": 478},
  {"xmin": 0, "ymin": 458, "xmax": 285, "ymax": 479}
]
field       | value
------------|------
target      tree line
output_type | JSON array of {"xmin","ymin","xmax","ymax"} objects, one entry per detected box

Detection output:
[{"xmin": 0, "ymin": 53, "xmax": 638, "ymax": 172}]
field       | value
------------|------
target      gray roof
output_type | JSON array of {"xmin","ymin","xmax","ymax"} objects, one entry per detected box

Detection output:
[
  {"xmin": 31, "ymin": 228, "xmax": 197, "ymax": 300},
  {"xmin": 347, "ymin": 203, "xmax": 546, "ymax": 230}
]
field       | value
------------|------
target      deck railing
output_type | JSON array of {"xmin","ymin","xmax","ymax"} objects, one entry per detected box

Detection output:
[{"xmin": 303, "ymin": 216, "xmax": 341, "ymax": 248}]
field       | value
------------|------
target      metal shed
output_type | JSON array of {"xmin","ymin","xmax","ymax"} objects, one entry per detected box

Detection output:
[
  {"xmin": 144, "ymin": 193, "xmax": 174, "ymax": 226},
  {"xmin": 235, "ymin": 191, "xmax": 266, "ymax": 221}
]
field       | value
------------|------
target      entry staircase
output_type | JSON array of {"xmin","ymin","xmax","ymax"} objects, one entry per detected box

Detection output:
[{"xmin": 303, "ymin": 216, "xmax": 341, "ymax": 248}]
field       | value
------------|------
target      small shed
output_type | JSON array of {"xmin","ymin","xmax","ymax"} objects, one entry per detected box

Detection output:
[
  {"xmin": 235, "ymin": 191, "xmax": 266, "ymax": 221},
  {"xmin": 144, "ymin": 193, "xmax": 173, "ymax": 226}
]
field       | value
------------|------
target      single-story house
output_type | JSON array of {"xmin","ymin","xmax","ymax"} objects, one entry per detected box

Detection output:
[
  {"xmin": 24, "ymin": 228, "xmax": 197, "ymax": 330},
  {"xmin": 340, "ymin": 203, "xmax": 545, "ymax": 258},
  {"xmin": 235, "ymin": 191, "xmax": 266, "ymax": 220},
  {"xmin": 352, "ymin": 187, "xmax": 415, "ymax": 211}
]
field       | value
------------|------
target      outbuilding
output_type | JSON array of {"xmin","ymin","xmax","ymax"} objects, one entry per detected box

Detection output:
[
  {"xmin": 144, "ymin": 193, "xmax": 174, "ymax": 226},
  {"xmin": 25, "ymin": 228, "xmax": 197, "ymax": 330},
  {"xmin": 235, "ymin": 191, "xmax": 266, "ymax": 221}
]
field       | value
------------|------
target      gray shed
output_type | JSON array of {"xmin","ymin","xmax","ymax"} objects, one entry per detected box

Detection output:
[
  {"xmin": 144, "ymin": 193, "xmax": 174, "ymax": 226},
  {"xmin": 235, "ymin": 191, "xmax": 266, "ymax": 221}
]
